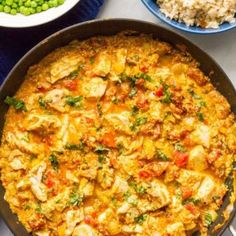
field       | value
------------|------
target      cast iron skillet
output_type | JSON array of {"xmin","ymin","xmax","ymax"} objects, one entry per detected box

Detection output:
[{"xmin": 0, "ymin": 19, "xmax": 236, "ymax": 236}]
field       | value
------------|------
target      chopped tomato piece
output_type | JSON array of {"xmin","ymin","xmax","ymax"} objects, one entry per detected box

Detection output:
[
  {"xmin": 155, "ymin": 85, "xmax": 163, "ymax": 97},
  {"xmin": 140, "ymin": 66, "xmax": 148, "ymax": 73},
  {"xmin": 185, "ymin": 203, "xmax": 197, "ymax": 215},
  {"xmin": 46, "ymin": 179, "xmax": 55, "ymax": 188},
  {"xmin": 85, "ymin": 117, "xmax": 94, "ymax": 124},
  {"xmin": 139, "ymin": 170, "xmax": 152, "ymax": 179},
  {"xmin": 101, "ymin": 132, "xmax": 116, "ymax": 148},
  {"xmin": 181, "ymin": 187, "xmax": 193, "ymax": 200},
  {"xmin": 173, "ymin": 151, "xmax": 189, "ymax": 167},
  {"xmin": 64, "ymin": 80, "xmax": 77, "ymax": 91}
]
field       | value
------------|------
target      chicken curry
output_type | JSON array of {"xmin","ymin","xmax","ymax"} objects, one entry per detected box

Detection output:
[{"xmin": 0, "ymin": 33, "xmax": 236, "ymax": 236}]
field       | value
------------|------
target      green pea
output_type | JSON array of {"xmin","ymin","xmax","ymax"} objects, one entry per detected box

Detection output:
[
  {"xmin": 4, "ymin": 5, "xmax": 11, "ymax": 13},
  {"xmin": 10, "ymin": 8, "xmax": 17, "ymax": 14},
  {"xmin": 42, "ymin": 3, "xmax": 48, "ymax": 11},
  {"xmin": 5, "ymin": 0, "xmax": 13, "ymax": 6}
]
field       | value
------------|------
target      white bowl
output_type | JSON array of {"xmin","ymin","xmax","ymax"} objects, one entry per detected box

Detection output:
[{"xmin": 0, "ymin": 0, "xmax": 80, "ymax": 28}]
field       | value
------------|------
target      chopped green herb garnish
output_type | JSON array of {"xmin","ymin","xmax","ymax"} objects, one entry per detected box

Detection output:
[
  {"xmin": 94, "ymin": 145, "xmax": 110, "ymax": 154},
  {"xmin": 97, "ymin": 102, "xmax": 103, "ymax": 116},
  {"xmin": 66, "ymin": 96, "xmax": 83, "ymax": 107},
  {"xmin": 156, "ymin": 149, "xmax": 169, "ymax": 161},
  {"xmin": 197, "ymin": 112, "xmax": 204, "ymax": 122},
  {"xmin": 130, "ymin": 117, "xmax": 147, "ymax": 131},
  {"xmin": 175, "ymin": 143, "xmax": 186, "ymax": 152},
  {"xmin": 98, "ymin": 155, "xmax": 106, "ymax": 164},
  {"xmin": 134, "ymin": 213, "xmax": 148, "ymax": 224},
  {"xmin": 111, "ymin": 97, "xmax": 119, "ymax": 104},
  {"xmin": 129, "ymin": 87, "xmax": 137, "ymax": 98},
  {"xmin": 182, "ymin": 197, "xmax": 200, "ymax": 205},
  {"xmin": 68, "ymin": 191, "xmax": 83, "ymax": 207},
  {"xmin": 131, "ymin": 105, "xmax": 139, "ymax": 116},
  {"xmin": 188, "ymin": 89, "xmax": 201, "ymax": 99},
  {"xmin": 204, "ymin": 213, "xmax": 213, "ymax": 226},
  {"xmin": 4, "ymin": 96, "xmax": 27, "ymax": 111},
  {"xmin": 89, "ymin": 56, "xmax": 95, "ymax": 64},
  {"xmin": 129, "ymin": 181, "xmax": 147, "ymax": 195},
  {"xmin": 49, "ymin": 154, "xmax": 59, "ymax": 170},
  {"xmin": 69, "ymin": 64, "xmax": 85, "ymax": 79},
  {"xmin": 198, "ymin": 101, "xmax": 207, "ymax": 107},
  {"xmin": 65, "ymin": 142, "xmax": 85, "ymax": 151},
  {"xmin": 35, "ymin": 203, "xmax": 43, "ymax": 214},
  {"xmin": 38, "ymin": 97, "xmax": 46, "ymax": 109},
  {"xmin": 161, "ymin": 85, "xmax": 172, "ymax": 104}
]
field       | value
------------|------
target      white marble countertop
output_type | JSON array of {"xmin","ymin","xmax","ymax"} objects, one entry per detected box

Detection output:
[{"xmin": 1, "ymin": 0, "xmax": 236, "ymax": 235}]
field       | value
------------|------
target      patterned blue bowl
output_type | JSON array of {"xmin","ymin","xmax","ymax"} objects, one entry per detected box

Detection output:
[{"xmin": 141, "ymin": 0, "xmax": 236, "ymax": 34}]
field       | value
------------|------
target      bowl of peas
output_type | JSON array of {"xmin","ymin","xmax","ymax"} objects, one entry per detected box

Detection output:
[{"xmin": 0, "ymin": 0, "xmax": 80, "ymax": 27}]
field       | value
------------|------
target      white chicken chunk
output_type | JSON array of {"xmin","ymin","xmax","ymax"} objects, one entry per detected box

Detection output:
[
  {"xmin": 10, "ymin": 158, "xmax": 25, "ymax": 170},
  {"xmin": 112, "ymin": 176, "xmax": 129, "ymax": 194},
  {"xmin": 122, "ymin": 224, "xmax": 143, "ymax": 234},
  {"xmin": 82, "ymin": 77, "xmax": 108, "ymax": 99},
  {"xmin": 65, "ymin": 209, "xmax": 84, "ymax": 236},
  {"xmin": 79, "ymin": 178, "xmax": 94, "ymax": 197},
  {"xmin": 147, "ymin": 180, "xmax": 171, "ymax": 206},
  {"xmin": 190, "ymin": 124, "xmax": 211, "ymax": 148},
  {"xmin": 196, "ymin": 176, "xmax": 216, "ymax": 203},
  {"xmin": 48, "ymin": 54, "xmax": 82, "ymax": 84},
  {"xmin": 29, "ymin": 163, "xmax": 47, "ymax": 202},
  {"xmin": 188, "ymin": 145, "xmax": 208, "ymax": 171},
  {"xmin": 25, "ymin": 113, "xmax": 61, "ymax": 133},
  {"xmin": 110, "ymin": 48, "xmax": 127, "ymax": 81},
  {"xmin": 104, "ymin": 111, "xmax": 131, "ymax": 135},
  {"xmin": 45, "ymin": 89, "xmax": 69, "ymax": 113},
  {"xmin": 177, "ymin": 169, "xmax": 203, "ymax": 190},
  {"xmin": 166, "ymin": 222, "xmax": 186, "ymax": 236},
  {"xmin": 73, "ymin": 224, "xmax": 98, "ymax": 236},
  {"xmin": 92, "ymin": 51, "xmax": 111, "ymax": 77},
  {"xmin": 6, "ymin": 132, "xmax": 41, "ymax": 155}
]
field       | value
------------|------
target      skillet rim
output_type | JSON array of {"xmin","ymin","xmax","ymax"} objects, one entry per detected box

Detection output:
[{"xmin": 0, "ymin": 18, "xmax": 236, "ymax": 236}]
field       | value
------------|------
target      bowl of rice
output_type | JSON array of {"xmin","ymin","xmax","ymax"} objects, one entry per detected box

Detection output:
[{"xmin": 141, "ymin": 0, "xmax": 236, "ymax": 34}]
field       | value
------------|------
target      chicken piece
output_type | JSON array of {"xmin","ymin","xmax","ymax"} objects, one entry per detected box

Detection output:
[
  {"xmin": 177, "ymin": 169, "xmax": 203, "ymax": 191},
  {"xmin": 45, "ymin": 89, "xmax": 69, "ymax": 113},
  {"xmin": 118, "ymin": 153, "xmax": 138, "ymax": 176},
  {"xmin": 112, "ymin": 176, "xmax": 129, "ymax": 194},
  {"xmin": 92, "ymin": 51, "xmax": 111, "ymax": 77},
  {"xmin": 146, "ymin": 180, "xmax": 170, "ymax": 208},
  {"xmin": 98, "ymin": 208, "xmax": 121, "ymax": 235},
  {"xmin": 104, "ymin": 111, "xmax": 131, "ymax": 135},
  {"xmin": 78, "ymin": 159, "xmax": 98, "ymax": 180},
  {"xmin": 48, "ymin": 54, "xmax": 82, "ymax": 84},
  {"xmin": 79, "ymin": 178, "xmax": 94, "ymax": 197},
  {"xmin": 25, "ymin": 113, "xmax": 61, "ymax": 133},
  {"xmin": 142, "ymin": 138, "xmax": 156, "ymax": 159},
  {"xmin": 65, "ymin": 209, "xmax": 84, "ymax": 236},
  {"xmin": 10, "ymin": 158, "xmax": 25, "ymax": 170},
  {"xmin": 187, "ymin": 145, "xmax": 208, "ymax": 171},
  {"xmin": 208, "ymin": 90, "xmax": 230, "ymax": 119},
  {"xmin": 97, "ymin": 164, "xmax": 114, "ymax": 189},
  {"xmin": 73, "ymin": 224, "xmax": 99, "ymax": 236},
  {"xmin": 9, "ymin": 149, "xmax": 27, "ymax": 170},
  {"xmin": 190, "ymin": 124, "xmax": 211, "ymax": 148},
  {"xmin": 29, "ymin": 163, "xmax": 47, "ymax": 202},
  {"xmin": 55, "ymin": 114, "xmax": 69, "ymax": 150},
  {"xmin": 82, "ymin": 77, "xmax": 108, "ymax": 99},
  {"xmin": 6, "ymin": 132, "xmax": 41, "ymax": 155},
  {"xmin": 110, "ymin": 48, "xmax": 127, "ymax": 81},
  {"xmin": 148, "ymin": 102, "xmax": 163, "ymax": 121},
  {"xmin": 122, "ymin": 224, "xmax": 143, "ymax": 234},
  {"xmin": 166, "ymin": 222, "xmax": 186, "ymax": 236},
  {"xmin": 195, "ymin": 176, "xmax": 216, "ymax": 204}
]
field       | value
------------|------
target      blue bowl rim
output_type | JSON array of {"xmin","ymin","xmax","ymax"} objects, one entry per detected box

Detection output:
[{"xmin": 141, "ymin": 0, "xmax": 236, "ymax": 34}]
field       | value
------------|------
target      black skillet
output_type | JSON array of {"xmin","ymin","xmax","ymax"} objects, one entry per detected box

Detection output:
[{"xmin": 0, "ymin": 19, "xmax": 236, "ymax": 236}]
